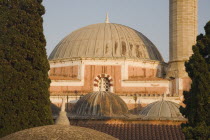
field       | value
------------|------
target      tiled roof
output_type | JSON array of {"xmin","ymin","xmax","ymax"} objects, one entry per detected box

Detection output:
[{"xmin": 73, "ymin": 123, "xmax": 185, "ymax": 140}]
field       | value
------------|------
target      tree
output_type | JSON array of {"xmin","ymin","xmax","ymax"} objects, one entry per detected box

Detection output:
[
  {"xmin": 0, "ymin": 0, "xmax": 53, "ymax": 137},
  {"xmin": 180, "ymin": 21, "xmax": 210, "ymax": 139}
]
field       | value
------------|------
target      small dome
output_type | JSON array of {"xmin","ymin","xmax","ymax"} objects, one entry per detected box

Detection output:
[
  {"xmin": 71, "ymin": 91, "xmax": 128, "ymax": 118},
  {"xmin": 2, "ymin": 125, "xmax": 117, "ymax": 140},
  {"xmin": 139, "ymin": 100, "xmax": 186, "ymax": 121},
  {"xmin": 49, "ymin": 23, "xmax": 163, "ymax": 61}
]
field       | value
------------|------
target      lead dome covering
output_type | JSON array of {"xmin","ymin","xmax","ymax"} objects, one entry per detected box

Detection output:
[
  {"xmin": 71, "ymin": 91, "xmax": 128, "ymax": 118},
  {"xmin": 49, "ymin": 23, "xmax": 163, "ymax": 61},
  {"xmin": 139, "ymin": 100, "xmax": 186, "ymax": 121}
]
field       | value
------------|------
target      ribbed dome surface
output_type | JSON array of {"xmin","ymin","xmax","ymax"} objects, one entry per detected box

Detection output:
[
  {"xmin": 49, "ymin": 23, "xmax": 163, "ymax": 61},
  {"xmin": 71, "ymin": 91, "xmax": 128, "ymax": 118},
  {"xmin": 2, "ymin": 125, "xmax": 117, "ymax": 140},
  {"xmin": 139, "ymin": 100, "xmax": 186, "ymax": 121}
]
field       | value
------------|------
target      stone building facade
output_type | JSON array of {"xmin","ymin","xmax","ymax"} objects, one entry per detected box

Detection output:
[{"xmin": 49, "ymin": 0, "xmax": 198, "ymax": 109}]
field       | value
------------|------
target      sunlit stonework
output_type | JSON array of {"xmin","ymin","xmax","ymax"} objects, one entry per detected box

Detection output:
[{"xmin": 49, "ymin": 0, "xmax": 197, "ymax": 112}]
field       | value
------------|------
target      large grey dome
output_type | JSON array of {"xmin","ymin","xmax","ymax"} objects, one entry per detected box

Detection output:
[
  {"xmin": 49, "ymin": 23, "xmax": 163, "ymax": 61},
  {"xmin": 71, "ymin": 91, "xmax": 128, "ymax": 118},
  {"xmin": 139, "ymin": 100, "xmax": 186, "ymax": 121}
]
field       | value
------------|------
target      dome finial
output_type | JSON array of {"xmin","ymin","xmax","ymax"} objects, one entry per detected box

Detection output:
[
  {"xmin": 55, "ymin": 98, "xmax": 70, "ymax": 125},
  {"xmin": 105, "ymin": 13, "xmax": 110, "ymax": 23}
]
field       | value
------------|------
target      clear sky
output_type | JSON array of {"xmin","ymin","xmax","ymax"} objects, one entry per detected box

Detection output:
[{"xmin": 43, "ymin": 0, "xmax": 210, "ymax": 62}]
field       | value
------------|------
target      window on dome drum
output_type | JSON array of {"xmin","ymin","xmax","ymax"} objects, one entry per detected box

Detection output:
[
  {"xmin": 115, "ymin": 42, "xmax": 118, "ymax": 54},
  {"xmin": 98, "ymin": 77, "xmax": 110, "ymax": 92},
  {"xmin": 130, "ymin": 44, "xmax": 133, "ymax": 55},
  {"xmin": 105, "ymin": 44, "xmax": 109, "ymax": 54},
  {"xmin": 130, "ymin": 44, "xmax": 133, "ymax": 50},
  {"xmin": 122, "ymin": 41, "xmax": 126, "ymax": 55},
  {"xmin": 136, "ymin": 45, "xmax": 142, "ymax": 58}
]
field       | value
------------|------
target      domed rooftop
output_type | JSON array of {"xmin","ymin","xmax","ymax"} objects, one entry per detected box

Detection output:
[
  {"xmin": 139, "ymin": 100, "xmax": 186, "ymax": 121},
  {"xmin": 2, "ymin": 98, "xmax": 117, "ymax": 140},
  {"xmin": 71, "ymin": 91, "xmax": 129, "ymax": 118},
  {"xmin": 49, "ymin": 23, "xmax": 163, "ymax": 61},
  {"xmin": 2, "ymin": 125, "xmax": 117, "ymax": 140}
]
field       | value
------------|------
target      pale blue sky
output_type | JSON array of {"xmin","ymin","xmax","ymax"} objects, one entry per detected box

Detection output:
[{"xmin": 43, "ymin": 0, "xmax": 210, "ymax": 62}]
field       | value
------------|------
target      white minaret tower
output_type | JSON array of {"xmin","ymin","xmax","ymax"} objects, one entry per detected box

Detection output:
[
  {"xmin": 167, "ymin": 0, "xmax": 198, "ymax": 96},
  {"xmin": 167, "ymin": 0, "xmax": 198, "ymax": 78}
]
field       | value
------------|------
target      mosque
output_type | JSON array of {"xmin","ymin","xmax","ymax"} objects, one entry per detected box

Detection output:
[
  {"xmin": 47, "ymin": 2, "xmax": 197, "ymax": 139},
  {"xmin": 2, "ymin": 0, "xmax": 198, "ymax": 139},
  {"xmin": 48, "ymin": 0, "xmax": 197, "ymax": 139},
  {"xmin": 48, "ymin": 0, "xmax": 197, "ymax": 109}
]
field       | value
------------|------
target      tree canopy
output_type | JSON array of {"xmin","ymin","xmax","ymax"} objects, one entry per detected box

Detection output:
[
  {"xmin": 0, "ymin": 0, "xmax": 53, "ymax": 137},
  {"xmin": 180, "ymin": 21, "xmax": 210, "ymax": 139}
]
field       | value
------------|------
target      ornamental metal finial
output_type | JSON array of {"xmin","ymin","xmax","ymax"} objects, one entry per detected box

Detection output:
[{"xmin": 105, "ymin": 13, "xmax": 110, "ymax": 23}]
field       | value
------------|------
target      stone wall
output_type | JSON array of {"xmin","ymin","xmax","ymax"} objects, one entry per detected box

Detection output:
[
  {"xmin": 49, "ymin": 59, "xmax": 168, "ymax": 96},
  {"xmin": 128, "ymin": 66, "xmax": 158, "ymax": 78},
  {"xmin": 49, "ymin": 65, "xmax": 78, "ymax": 80}
]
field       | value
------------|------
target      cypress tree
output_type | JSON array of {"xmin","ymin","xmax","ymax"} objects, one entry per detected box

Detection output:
[
  {"xmin": 180, "ymin": 21, "xmax": 210, "ymax": 139},
  {"xmin": 0, "ymin": 0, "xmax": 53, "ymax": 137}
]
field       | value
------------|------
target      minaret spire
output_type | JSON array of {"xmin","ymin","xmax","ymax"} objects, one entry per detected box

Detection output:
[{"xmin": 105, "ymin": 13, "xmax": 110, "ymax": 23}]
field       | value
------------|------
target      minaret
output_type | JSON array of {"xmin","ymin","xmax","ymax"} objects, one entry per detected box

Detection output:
[{"xmin": 167, "ymin": 0, "xmax": 198, "ymax": 78}]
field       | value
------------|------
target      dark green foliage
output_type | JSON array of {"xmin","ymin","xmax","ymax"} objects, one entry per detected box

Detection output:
[
  {"xmin": 180, "ymin": 21, "xmax": 210, "ymax": 140},
  {"xmin": 205, "ymin": 21, "xmax": 210, "ymax": 37},
  {"xmin": 0, "ymin": 0, "xmax": 53, "ymax": 137}
]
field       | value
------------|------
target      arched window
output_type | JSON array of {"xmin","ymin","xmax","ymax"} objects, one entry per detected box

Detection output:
[
  {"xmin": 130, "ymin": 43, "xmax": 133, "ymax": 56},
  {"xmin": 105, "ymin": 44, "xmax": 109, "ymax": 54},
  {"xmin": 93, "ymin": 74, "xmax": 114, "ymax": 92},
  {"xmin": 115, "ymin": 42, "xmax": 118, "ymax": 54},
  {"xmin": 98, "ymin": 77, "xmax": 110, "ymax": 91},
  {"xmin": 136, "ymin": 45, "xmax": 142, "ymax": 58},
  {"xmin": 130, "ymin": 44, "xmax": 133, "ymax": 50},
  {"xmin": 122, "ymin": 41, "xmax": 126, "ymax": 55}
]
